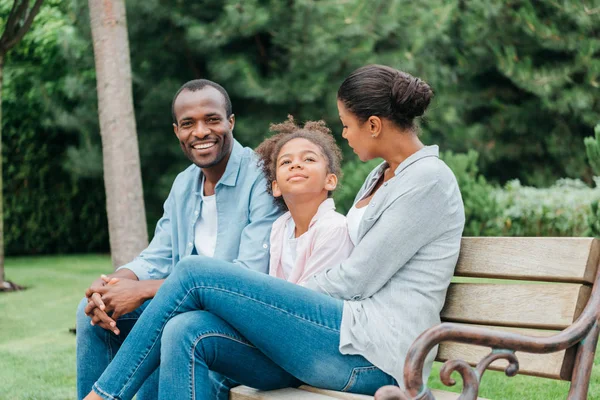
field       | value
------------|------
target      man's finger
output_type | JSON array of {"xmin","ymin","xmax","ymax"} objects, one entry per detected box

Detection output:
[
  {"xmin": 112, "ymin": 309, "xmax": 123, "ymax": 321},
  {"xmin": 91, "ymin": 292, "xmax": 105, "ymax": 311},
  {"xmin": 84, "ymin": 300, "xmax": 98, "ymax": 316},
  {"xmin": 92, "ymin": 308, "xmax": 120, "ymax": 335}
]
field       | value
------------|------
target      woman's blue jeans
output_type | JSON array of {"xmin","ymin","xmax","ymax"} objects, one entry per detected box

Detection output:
[{"xmin": 92, "ymin": 256, "xmax": 396, "ymax": 399}]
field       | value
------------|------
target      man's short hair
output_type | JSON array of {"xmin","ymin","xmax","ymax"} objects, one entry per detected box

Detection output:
[{"xmin": 171, "ymin": 79, "xmax": 233, "ymax": 124}]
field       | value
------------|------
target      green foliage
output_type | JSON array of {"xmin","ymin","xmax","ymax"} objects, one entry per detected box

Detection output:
[
  {"xmin": 585, "ymin": 124, "xmax": 600, "ymax": 176},
  {"xmin": 2, "ymin": 0, "xmax": 108, "ymax": 255},
  {"xmin": 3, "ymin": 0, "xmax": 599, "ymax": 254},
  {"xmin": 429, "ymin": 1, "xmax": 600, "ymax": 186},
  {"xmin": 440, "ymin": 151, "xmax": 501, "ymax": 236},
  {"xmin": 584, "ymin": 124, "xmax": 600, "ymax": 237},
  {"xmin": 495, "ymin": 178, "xmax": 599, "ymax": 237},
  {"xmin": 334, "ymin": 158, "xmax": 381, "ymax": 215}
]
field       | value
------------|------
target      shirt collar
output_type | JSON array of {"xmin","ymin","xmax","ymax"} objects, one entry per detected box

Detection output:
[
  {"xmin": 194, "ymin": 139, "xmax": 244, "ymax": 194},
  {"xmin": 308, "ymin": 198, "xmax": 336, "ymax": 228},
  {"xmin": 394, "ymin": 145, "xmax": 439, "ymax": 175},
  {"xmin": 369, "ymin": 145, "xmax": 440, "ymax": 180},
  {"xmin": 280, "ymin": 198, "xmax": 337, "ymax": 231}
]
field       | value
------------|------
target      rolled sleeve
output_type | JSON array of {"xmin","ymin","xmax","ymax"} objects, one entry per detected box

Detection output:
[{"xmin": 117, "ymin": 192, "xmax": 175, "ymax": 280}]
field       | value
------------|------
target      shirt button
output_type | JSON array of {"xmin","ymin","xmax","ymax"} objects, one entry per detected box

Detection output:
[
  {"xmin": 384, "ymin": 182, "xmax": 388, "ymax": 187},
  {"xmin": 351, "ymin": 295, "xmax": 361, "ymax": 301},
  {"xmin": 188, "ymin": 242, "xmax": 193, "ymax": 247},
  {"xmin": 262, "ymin": 244, "xmax": 268, "ymax": 249},
  {"xmin": 194, "ymin": 210, "xmax": 199, "ymax": 216},
  {"xmin": 370, "ymin": 203, "xmax": 375, "ymax": 207}
]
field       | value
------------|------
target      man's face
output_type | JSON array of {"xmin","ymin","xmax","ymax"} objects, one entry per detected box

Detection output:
[{"xmin": 173, "ymin": 87, "xmax": 235, "ymax": 169}]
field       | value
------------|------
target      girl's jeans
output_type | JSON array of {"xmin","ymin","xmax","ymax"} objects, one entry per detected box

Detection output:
[{"xmin": 91, "ymin": 256, "xmax": 397, "ymax": 399}]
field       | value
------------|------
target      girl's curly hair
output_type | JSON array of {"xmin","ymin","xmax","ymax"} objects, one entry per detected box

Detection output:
[{"xmin": 255, "ymin": 115, "xmax": 343, "ymax": 210}]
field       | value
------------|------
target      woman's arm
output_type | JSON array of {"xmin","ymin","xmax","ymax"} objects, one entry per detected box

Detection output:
[
  {"xmin": 304, "ymin": 179, "xmax": 454, "ymax": 299},
  {"xmin": 297, "ymin": 222, "xmax": 354, "ymax": 286}
]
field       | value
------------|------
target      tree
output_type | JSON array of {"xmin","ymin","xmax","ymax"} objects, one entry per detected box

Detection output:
[
  {"xmin": 88, "ymin": 0, "xmax": 147, "ymax": 269},
  {"xmin": 0, "ymin": 0, "xmax": 44, "ymax": 290}
]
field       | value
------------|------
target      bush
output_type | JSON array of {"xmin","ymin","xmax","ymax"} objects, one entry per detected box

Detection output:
[
  {"xmin": 337, "ymin": 150, "xmax": 599, "ymax": 238},
  {"xmin": 494, "ymin": 178, "xmax": 599, "ymax": 237},
  {"xmin": 584, "ymin": 124, "xmax": 600, "ymax": 237}
]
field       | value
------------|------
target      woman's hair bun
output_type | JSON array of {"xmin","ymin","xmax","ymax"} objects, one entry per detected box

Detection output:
[
  {"xmin": 337, "ymin": 64, "xmax": 433, "ymax": 131},
  {"xmin": 391, "ymin": 73, "xmax": 433, "ymax": 120}
]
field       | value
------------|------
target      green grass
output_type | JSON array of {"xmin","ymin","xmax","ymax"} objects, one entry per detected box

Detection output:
[
  {"xmin": 0, "ymin": 255, "xmax": 112, "ymax": 400},
  {"xmin": 0, "ymin": 255, "xmax": 598, "ymax": 399}
]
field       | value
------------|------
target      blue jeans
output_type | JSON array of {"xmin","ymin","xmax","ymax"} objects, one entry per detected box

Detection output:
[
  {"xmin": 92, "ymin": 256, "xmax": 397, "ymax": 399},
  {"xmin": 76, "ymin": 296, "xmax": 236, "ymax": 399}
]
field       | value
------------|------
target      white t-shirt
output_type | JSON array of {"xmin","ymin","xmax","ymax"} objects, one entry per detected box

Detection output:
[
  {"xmin": 346, "ymin": 204, "xmax": 368, "ymax": 246},
  {"xmin": 346, "ymin": 177, "xmax": 379, "ymax": 245},
  {"xmin": 194, "ymin": 176, "xmax": 218, "ymax": 257},
  {"xmin": 280, "ymin": 219, "xmax": 298, "ymax": 279}
]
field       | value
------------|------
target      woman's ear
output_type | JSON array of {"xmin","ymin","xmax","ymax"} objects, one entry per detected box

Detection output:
[
  {"xmin": 272, "ymin": 180, "xmax": 282, "ymax": 197},
  {"xmin": 324, "ymin": 173, "xmax": 338, "ymax": 192},
  {"xmin": 368, "ymin": 116, "xmax": 383, "ymax": 138}
]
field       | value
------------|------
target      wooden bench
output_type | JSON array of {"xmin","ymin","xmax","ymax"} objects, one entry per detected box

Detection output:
[{"xmin": 231, "ymin": 237, "xmax": 600, "ymax": 400}]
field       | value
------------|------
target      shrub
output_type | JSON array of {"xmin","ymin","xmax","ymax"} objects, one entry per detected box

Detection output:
[
  {"xmin": 337, "ymin": 150, "xmax": 599, "ymax": 238},
  {"xmin": 584, "ymin": 124, "xmax": 600, "ymax": 237}
]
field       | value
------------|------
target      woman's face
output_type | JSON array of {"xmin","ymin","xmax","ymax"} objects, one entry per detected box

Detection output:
[{"xmin": 337, "ymin": 99, "xmax": 376, "ymax": 161}]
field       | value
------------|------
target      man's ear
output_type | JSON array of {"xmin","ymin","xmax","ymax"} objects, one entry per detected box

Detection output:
[
  {"xmin": 229, "ymin": 114, "xmax": 235, "ymax": 131},
  {"xmin": 173, "ymin": 123, "xmax": 179, "ymax": 138},
  {"xmin": 272, "ymin": 180, "xmax": 282, "ymax": 197},
  {"xmin": 324, "ymin": 173, "xmax": 338, "ymax": 192},
  {"xmin": 368, "ymin": 116, "xmax": 383, "ymax": 138}
]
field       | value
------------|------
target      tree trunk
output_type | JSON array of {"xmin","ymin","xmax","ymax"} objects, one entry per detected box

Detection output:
[
  {"xmin": 88, "ymin": 0, "xmax": 148, "ymax": 269},
  {"xmin": 0, "ymin": 52, "xmax": 5, "ymax": 283}
]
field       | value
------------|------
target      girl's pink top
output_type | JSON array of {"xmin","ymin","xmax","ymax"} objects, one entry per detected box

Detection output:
[{"xmin": 268, "ymin": 198, "xmax": 354, "ymax": 285}]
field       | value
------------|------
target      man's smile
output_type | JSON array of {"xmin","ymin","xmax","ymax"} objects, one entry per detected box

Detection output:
[{"xmin": 191, "ymin": 142, "xmax": 217, "ymax": 150}]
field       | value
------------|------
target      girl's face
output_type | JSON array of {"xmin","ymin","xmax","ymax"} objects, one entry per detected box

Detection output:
[
  {"xmin": 337, "ymin": 99, "xmax": 377, "ymax": 161},
  {"xmin": 272, "ymin": 138, "xmax": 337, "ymax": 200}
]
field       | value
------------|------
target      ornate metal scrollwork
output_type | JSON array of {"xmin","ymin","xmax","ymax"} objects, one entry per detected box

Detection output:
[{"xmin": 375, "ymin": 350, "xmax": 520, "ymax": 400}]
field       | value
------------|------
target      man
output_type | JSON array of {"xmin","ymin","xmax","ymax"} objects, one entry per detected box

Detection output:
[{"xmin": 76, "ymin": 79, "xmax": 281, "ymax": 399}]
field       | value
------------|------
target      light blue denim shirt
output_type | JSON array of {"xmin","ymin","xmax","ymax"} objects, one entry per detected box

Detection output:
[{"xmin": 118, "ymin": 140, "xmax": 282, "ymax": 280}]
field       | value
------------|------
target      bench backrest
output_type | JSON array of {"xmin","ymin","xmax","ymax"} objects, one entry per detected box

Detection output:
[{"xmin": 437, "ymin": 237, "xmax": 600, "ymax": 380}]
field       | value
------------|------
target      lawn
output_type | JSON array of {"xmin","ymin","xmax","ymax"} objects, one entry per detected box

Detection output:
[{"xmin": 0, "ymin": 255, "xmax": 598, "ymax": 399}]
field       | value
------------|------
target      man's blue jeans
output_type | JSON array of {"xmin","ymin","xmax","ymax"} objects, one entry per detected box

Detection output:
[
  {"xmin": 91, "ymin": 256, "xmax": 396, "ymax": 399},
  {"xmin": 76, "ymin": 295, "xmax": 236, "ymax": 399}
]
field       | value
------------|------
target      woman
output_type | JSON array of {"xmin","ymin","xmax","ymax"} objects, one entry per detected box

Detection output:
[{"xmin": 85, "ymin": 65, "xmax": 465, "ymax": 399}]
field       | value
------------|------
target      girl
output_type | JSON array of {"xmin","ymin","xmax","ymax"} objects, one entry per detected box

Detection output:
[
  {"xmin": 256, "ymin": 116, "xmax": 354, "ymax": 285},
  {"xmin": 85, "ymin": 65, "xmax": 465, "ymax": 400}
]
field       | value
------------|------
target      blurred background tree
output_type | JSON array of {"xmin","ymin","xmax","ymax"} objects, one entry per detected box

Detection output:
[
  {"xmin": 2, "ymin": 0, "xmax": 599, "ymax": 256},
  {"xmin": 0, "ymin": 0, "xmax": 44, "ymax": 288},
  {"xmin": 88, "ymin": 0, "xmax": 148, "ymax": 269}
]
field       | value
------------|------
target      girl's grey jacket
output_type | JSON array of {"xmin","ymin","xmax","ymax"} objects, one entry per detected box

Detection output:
[{"xmin": 305, "ymin": 145, "xmax": 466, "ymax": 387}]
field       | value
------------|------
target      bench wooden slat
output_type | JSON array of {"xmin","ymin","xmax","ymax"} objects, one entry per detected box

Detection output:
[
  {"xmin": 440, "ymin": 283, "xmax": 591, "ymax": 330},
  {"xmin": 230, "ymin": 385, "xmax": 338, "ymax": 399},
  {"xmin": 300, "ymin": 386, "xmax": 488, "ymax": 399},
  {"xmin": 230, "ymin": 386, "xmax": 489, "ymax": 400},
  {"xmin": 436, "ymin": 324, "xmax": 576, "ymax": 380},
  {"xmin": 455, "ymin": 237, "xmax": 600, "ymax": 284}
]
